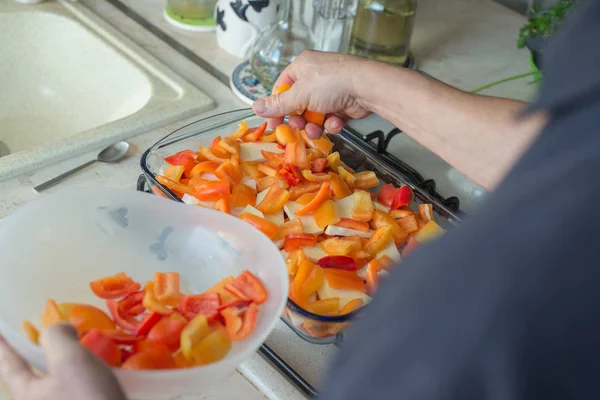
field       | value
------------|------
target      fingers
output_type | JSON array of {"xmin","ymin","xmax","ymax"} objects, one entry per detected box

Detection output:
[
  {"xmin": 271, "ymin": 64, "xmax": 297, "ymax": 95},
  {"xmin": 0, "ymin": 335, "xmax": 35, "ymax": 396},
  {"xmin": 40, "ymin": 323, "xmax": 95, "ymax": 373},
  {"xmin": 324, "ymin": 115, "xmax": 348, "ymax": 134},
  {"xmin": 288, "ymin": 115, "xmax": 307, "ymax": 130},
  {"xmin": 253, "ymin": 85, "xmax": 307, "ymax": 118},
  {"xmin": 267, "ymin": 117, "xmax": 284, "ymax": 129},
  {"xmin": 305, "ymin": 123, "xmax": 324, "ymax": 139}
]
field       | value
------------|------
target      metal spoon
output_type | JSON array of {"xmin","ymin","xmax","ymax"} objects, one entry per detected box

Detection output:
[{"xmin": 34, "ymin": 141, "xmax": 130, "ymax": 193}]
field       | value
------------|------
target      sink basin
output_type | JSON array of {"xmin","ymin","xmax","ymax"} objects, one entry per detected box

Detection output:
[{"xmin": 0, "ymin": 0, "xmax": 214, "ymax": 180}]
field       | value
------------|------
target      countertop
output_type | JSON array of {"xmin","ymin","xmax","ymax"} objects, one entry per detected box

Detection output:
[{"xmin": 0, "ymin": 0, "xmax": 535, "ymax": 398}]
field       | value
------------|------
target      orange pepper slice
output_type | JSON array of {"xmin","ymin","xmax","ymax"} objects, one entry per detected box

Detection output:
[
  {"xmin": 231, "ymin": 183, "xmax": 256, "ymax": 207},
  {"xmin": 240, "ymin": 161, "xmax": 265, "ymax": 180},
  {"xmin": 301, "ymin": 170, "xmax": 332, "ymax": 182},
  {"xmin": 180, "ymin": 314, "xmax": 211, "ymax": 360},
  {"xmin": 303, "ymin": 110, "xmax": 326, "ymax": 128},
  {"xmin": 314, "ymin": 199, "xmax": 337, "ymax": 228},
  {"xmin": 371, "ymin": 210, "xmax": 408, "ymax": 245},
  {"xmin": 261, "ymin": 150, "xmax": 285, "ymax": 168},
  {"xmin": 23, "ymin": 320, "xmax": 40, "ymax": 344},
  {"xmin": 335, "ymin": 218, "xmax": 370, "ymax": 232},
  {"xmin": 366, "ymin": 259, "xmax": 381, "ymax": 295},
  {"xmin": 396, "ymin": 214, "xmax": 419, "ymax": 234},
  {"xmin": 164, "ymin": 165, "xmax": 185, "ymax": 182},
  {"xmin": 320, "ymin": 237, "xmax": 359, "ymax": 256},
  {"xmin": 213, "ymin": 198, "xmax": 231, "ymax": 214},
  {"xmin": 308, "ymin": 297, "xmax": 340, "ymax": 316},
  {"xmin": 352, "ymin": 190, "xmax": 374, "ymax": 222},
  {"xmin": 337, "ymin": 166, "xmax": 356, "ymax": 186},
  {"xmin": 339, "ymin": 298, "xmax": 364, "ymax": 315},
  {"xmin": 188, "ymin": 161, "xmax": 220, "ymax": 178},
  {"xmin": 300, "ymin": 265, "xmax": 324, "ymax": 299},
  {"xmin": 296, "ymin": 193, "xmax": 317, "ymax": 205},
  {"xmin": 260, "ymin": 132, "xmax": 278, "ymax": 142},
  {"xmin": 418, "ymin": 203, "xmax": 434, "ymax": 222},
  {"xmin": 275, "ymin": 124, "xmax": 298, "ymax": 145},
  {"xmin": 185, "ymin": 322, "xmax": 232, "ymax": 365},
  {"xmin": 256, "ymin": 184, "xmax": 290, "ymax": 214},
  {"xmin": 353, "ymin": 171, "xmax": 379, "ymax": 189},
  {"xmin": 228, "ymin": 120, "xmax": 249, "ymax": 140},
  {"xmin": 240, "ymin": 213, "xmax": 280, "ymax": 239},
  {"xmin": 272, "ymin": 82, "xmax": 292, "ymax": 95},
  {"xmin": 285, "ymin": 249, "xmax": 305, "ymax": 277},
  {"xmin": 143, "ymin": 281, "xmax": 173, "ymax": 315},
  {"xmin": 290, "ymin": 259, "xmax": 315, "ymax": 305},
  {"xmin": 156, "ymin": 175, "xmax": 194, "ymax": 196},
  {"xmin": 40, "ymin": 299, "xmax": 64, "ymax": 329},
  {"xmin": 242, "ymin": 122, "xmax": 268, "ymax": 142},
  {"xmin": 215, "ymin": 160, "xmax": 243, "ymax": 185},
  {"xmin": 329, "ymin": 173, "xmax": 352, "ymax": 200},
  {"xmin": 301, "ymin": 130, "xmax": 334, "ymax": 156},
  {"xmin": 221, "ymin": 302, "xmax": 259, "ymax": 341},
  {"xmin": 190, "ymin": 177, "xmax": 231, "ymax": 202},
  {"xmin": 294, "ymin": 182, "xmax": 330, "ymax": 216},
  {"xmin": 364, "ymin": 225, "xmax": 394, "ymax": 256},
  {"xmin": 289, "ymin": 181, "xmax": 322, "ymax": 200},
  {"xmin": 206, "ymin": 276, "xmax": 237, "ymax": 305},
  {"xmin": 257, "ymin": 164, "xmax": 279, "ymax": 177},
  {"xmin": 284, "ymin": 140, "xmax": 310, "ymax": 169},
  {"xmin": 322, "ymin": 269, "xmax": 366, "ymax": 292},
  {"xmin": 275, "ymin": 218, "xmax": 303, "ymax": 241},
  {"xmin": 198, "ymin": 147, "xmax": 229, "ymax": 163}
]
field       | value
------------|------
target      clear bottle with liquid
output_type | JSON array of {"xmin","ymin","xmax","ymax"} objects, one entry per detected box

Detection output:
[{"xmin": 349, "ymin": 0, "xmax": 417, "ymax": 66}]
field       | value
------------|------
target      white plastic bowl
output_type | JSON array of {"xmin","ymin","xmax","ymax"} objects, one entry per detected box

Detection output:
[{"xmin": 0, "ymin": 187, "xmax": 288, "ymax": 399}]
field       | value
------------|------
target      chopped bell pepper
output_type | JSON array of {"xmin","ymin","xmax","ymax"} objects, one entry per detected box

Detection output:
[
  {"xmin": 296, "ymin": 193, "xmax": 317, "ymax": 205},
  {"xmin": 80, "ymin": 329, "xmax": 122, "ymax": 367},
  {"xmin": 285, "ymin": 249, "xmax": 305, "ymax": 277},
  {"xmin": 164, "ymin": 165, "xmax": 185, "ymax": 182},
  {"xmin": 402, "ymin": 235, "xmax": 420, "ymax": 256},
  {"xmin": 90, "ymin": 273, "xmax": 141, "ymax": 300},
  {"xmin": 289, "ymin": 181, "xmax": 322, "ymax": 200},
  {"xmin": 290, "ymin": 259, "xmax": 315, "ymax": 304},
  {"xmin": 188, "ymin": 161, "xmax": 220, "ymax": 178},
  {"xmin": 23, "ymin": 320, "xmax": 39, "ymax": 344},
  {"xmin": 218, "ymin": 137, "xmax": 241, "ymax": 156},
  {"xmin": 284, "ymin": 233, "xmax": 318, "ymax": 252},
  {"xmin": 275, "ymin": 124, "xmax": 298, "ymax": 145},
  {"xmin": 295, "ymin": 182, "xmax": 330, "ymax": 216},
  {"xmin": 256, "ymin": 184, "xmax": 290, "ymax": 214},
  {"xmin": 206, "ymin": 276, "xmax": 237, "ymax": 305},
  {"xmin": 339, "ymin": 298, "xmax": 364, "ymax": 315},
  {"xmin": 371, "ymin": 210, "xmax": 408, "ymax": 245},
  {"xmin": 279, "ymin": 164, "xmax": 301, "ymax": 186},
  {"xmin": 353, "ymin": 171, "xmax": 379, "ymax": 190},
  {"xmin": 272, "ymin": 82, "xmax": 292, "ymax": 95},
  {"xmin": 147, "ymin": 317, "xmax": 186, "ymax": 352},
  {"xmin": 307, "ymin": 148, "xmax": 324, "ymax": 161},
  {"xmin": 311, "ymin": 158, "xmax": 328, "ymax": 173},
  {"xmin": 228, "ymin": 120, "xmax": 249, "ymax": 140},
  {"xmin": 241, "ymin": 161, "xmax": 265, "ymax": 180},
  {"xmin": 153, "ymin": 272, "xmax": 181, "ymax": 307},
  {"xmin": 317, "ymin": 255, "xmax": 357, "ymax": 270},
  {"xmin": 40, "ymin": 299, "xmax": 63, "ymax": 329},
  {"xmin": 156, "ymin": 175, "xmax": 194, "ymax": 196},
  {"xmin": 258, "ymin": 164, "xmax": 278, "ymax": 177},
  {"xmin": 377, "ymin": 255, "xmax": 395, "ymax": 270},
  {"xmin": 221, "ymin": 302, "xmax": 259, "ymax": 341},
  {"xmin": 260, "ymin": 132, "xmax": 278, "ymax": 142},
  {"xmin": 143, "ymin": 282, "xmax": 172, "ymax": 315},
  {"xmin": 212, "ymin": 198, "xmax": 231, "ymax": 214},
  {"xmin": 326, "ymin": 152, "xmax": 342, "ymax": 170},
  {"xmin": 396, "ymin": 214, "xmax": 419, "ymax": 234},
  {"xmin": 209, "ymin": 136, "xmax": 232, "ymax": 159},
  {"xmin": 301, "ymin": 170, "xmax": 331, "ymax": 182},
  {"xmin": 180, "ymin": 314, "xmax": 211, "ymax": 360},
  {"xmin": 352, "ymin": 190, "xmax": 374, "ymax": 222},
  {"xmin": 117, "ymin": 291, "xmax": 145, "ymax": 317},
  {"xmin": 240, "ymin": 213, "xmax": 280, "ymax": 239},
  {"xmin": 415, "ymin": 220, "xmax": 446, "ymax": 243},
  {"xmin": 190, "ymin": 177, "xmax": 231, "ymax": 202},
  {"xmin": 198, "ymin": 146, "xmax": 229, "ymax": 163},
  {"xmin": 224, "ymin": 270, "xmax": 268, "ymax": 304},
  {"xmin": 418, "ymin": 203, "xmax": 434, "ymax": 222},
  {"xmin": 184, "ymin": 322, "xmax": 232, "ymax": 365},
  {"xmin": 102, "ymin": 330, "xmax": 141, "ymax": 345},
  {"xmin": 301, "ymin": 130, "xmax": 334, "ymax": 156},
  {"xmin": 338, "ymin": 166, "xmax": 357, "ymax": 186},
  {"xmin": 68, "ymin": 304, "xmax": 116, "ymax": 334},
  {"xmin": 275, "ymin": 218, "xmax": 303, "ymax": 241},
  {"xmin": 178, "ymin": 292, "xmax": 221, "ymax": 321},
  {"xmin": 377, "ymin": 184, "xmax": 397, "ymax": 207},
  {"xmin": 335, "ymin": 218, "xmax": 370, "ymax": 232},
  {"xmin": 322, "ymin": 269, "xmax": 366, "ymax": 292},
  {"xmin": 308, "ymin": 297, "xmax": 340, "ymax": 316},
  {"xmin": 215, "ymin": 160, "xmax": 243, "ymax": 185},
  {"xmin": 231, "ymin": 183, "xmax": 256, "ymax": 207},
  {"xmin": 314, "ymin": 199, "xmax": 337, "ymax": 228},
  {"xmin": 329, "ymin": 173, "xmax": 352, "ymax": 200},
  {"xmin": 320, "ymin": 238, "xmax": 358, "ymax": 256},
  {"xmin": 164, "ymin": 150, "xmax": 198, "ymax": 178},
  {"xmin": 261, "ymin": 150, "xmax": 285, "ymax": 168},
  {"xmin": 135, "ymin": 312, "xmax": 163, "ymax": 337},
  {"xmin": 366, "ymin": 259, "xmax": 381, "ymax": 295},
  {"xmin": 256, "ymin": 175, "xmax": 289, "ymax": 192},
  {"xmin": 390, "ymin": 209, "xmax": 415, "ymax": 219},
  {"xmin": 107, "ymin": 300, "xmax": 139, "ymax": 332},
  {"xmin": 284, "ymin": 140, "xmax": 310, "ymax": 169},
  {"xmin": 300, "ymin": 265, "xmax": 324, "ymax": 299},
  {"xmin": 303, "ymin": 110, "xmax": 326, "ymax": 127},
  {"xmin": 391, "ymin": 186, "xmax": 414, "ymax": 209},
  {"xmin": 364, "ymin": 225, "xmax": 394, "ymax": 256},
  {"xmin": 242, "ymin": 122, "xmax": 268, "ymax": 142}
]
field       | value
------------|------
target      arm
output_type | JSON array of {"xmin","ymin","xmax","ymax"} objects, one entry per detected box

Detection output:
[
  {"xmin": 355, "ymin": 63, "xmax": 547, "ymax": 190},
  {"xmin": 253, "ymin": 51, "xmax": 547, "ymax": 191}
]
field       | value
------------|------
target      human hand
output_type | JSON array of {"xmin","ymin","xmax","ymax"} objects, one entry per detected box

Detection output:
[
  {"xmin": 252, "ymin": 50, "xmax": 373, "ymax": 138},
  {"xmin": 0, "ymin": 323, "xmax": 126, "ymax": 400}
]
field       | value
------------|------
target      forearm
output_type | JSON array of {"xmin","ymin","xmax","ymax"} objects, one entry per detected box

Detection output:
[{"xmin": 353, "ymin": 61, "xmax": 547, "ymax": 190}]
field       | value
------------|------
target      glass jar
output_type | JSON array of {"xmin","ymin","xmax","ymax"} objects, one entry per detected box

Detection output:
[
  {"xmin": 349, "ymin": 0, "xmax": 417, "ymax": 66},
  {"xmin": 249, "ymin": 0, "xmax": 312, "ymax": 89}
]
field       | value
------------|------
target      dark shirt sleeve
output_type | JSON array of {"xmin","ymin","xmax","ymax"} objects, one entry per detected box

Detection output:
[{"xmin": 319, "ymin": 1, "xmax": 600, "ymax": 399}]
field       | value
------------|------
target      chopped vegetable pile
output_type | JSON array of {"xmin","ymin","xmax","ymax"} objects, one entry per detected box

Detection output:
[
  {"xmin": 24, "ymin": 270, "xmax": 267, "ymax": 369},
  {"xmin": 153, "ymin": 116, "xmax": 446, "ymax": 335}
]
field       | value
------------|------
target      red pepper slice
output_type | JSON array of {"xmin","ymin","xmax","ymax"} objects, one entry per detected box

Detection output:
[
  {"xmin": 311, "ymin": 158, "xmax": 328, "ymax": 173},
  {"xmin": 164, "ymin": 150, "xmax": 198, "ymax": 177},
  {"xmin": 221, "ymin": 302, "xmax": 259, "ymax": 341},
  {"xmin": 80, "ymin": 329, "xmax": 122, "ymax": 367},
  {"xmin": 317, "ymin": 256, "xmax": 358, "ymax": 271},
  {"xmin": 243, "ymin": 122, "xmax": 268, "ymax": 142},
  {"xmin": 106, "ymin": 300, "xmax": 139, "ymax": 332},
  {"xmin": 146, "ymin": 317, "xmax": 187, "ymax": 352},
  {"xmin": 225, "ymin": 270, "xmax": 268, "ymax": 305},
  {"xmin": 178, "ymin": 292, "xmax": 221, "ymax": 321},
  {"xmin": 135, "ymin": 312, "xmax": 163, "ymax": 337},
  {"xmin": 90, "ymin": 273, "xmax": 141, "ymax": 300},
  {"xmin": 378, "ymin": 184, "xmax": 397, "ymax": 207},
  {"xmin": 283, "ymin": 233, "xmax": 318, "ymax": 252},
  {"xmin": 278, "ymin": 164, "xmax": 301, "ymax": 186},
  {"xmin": 102, "ymin": 330, "xmax": 141, "ymax": 345},
  {"xmin": 117, "ymin": 291, "xmax": 145, "ymax": 317},
  {"xmin": 391, "ymin": 186, "xmax": 414, "ymax": 210},
  {"xmin": 217, "ymin": 298, "xmax": 251, "ymax": 311}
]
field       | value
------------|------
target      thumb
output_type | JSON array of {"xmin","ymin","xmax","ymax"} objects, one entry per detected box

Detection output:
[
  {"xmin": 40, "ymin": 323, "xmax": 94, "ymax": 372},
  {"xmin": 253, "ymin": 87, "xmax": 306, "ymax": 118}
]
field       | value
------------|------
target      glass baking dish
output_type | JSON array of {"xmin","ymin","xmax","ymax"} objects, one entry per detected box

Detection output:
[{"xmin": 140, "ymin": 108, "xmax": 461, "ymax": 344}]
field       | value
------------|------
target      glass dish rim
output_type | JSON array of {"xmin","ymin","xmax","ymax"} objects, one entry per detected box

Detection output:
[{"xmin": 140, "ymin": 108, "xmax": 460, "ymax": 324}]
